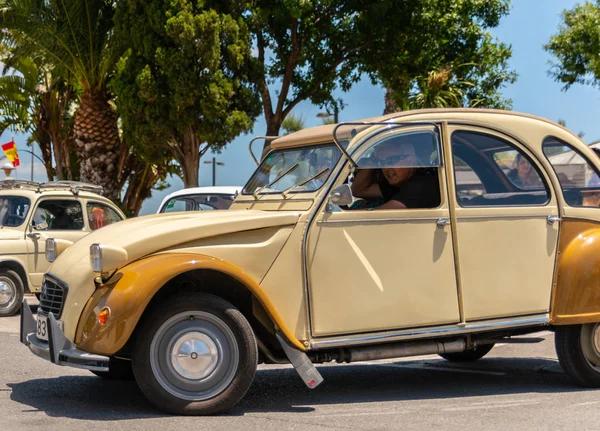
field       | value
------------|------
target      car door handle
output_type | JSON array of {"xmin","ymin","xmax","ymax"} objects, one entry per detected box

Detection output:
[
  {"xmin": 547, "ymin": 215, "xmax": 561, "ymax": 225},
  {"xmin": 436, "ymin": 218, "xmax": 450, "ymax": 229},
  {"xmin": 26, "ymin": 232, "xmax": 40, "ymax": 239}
]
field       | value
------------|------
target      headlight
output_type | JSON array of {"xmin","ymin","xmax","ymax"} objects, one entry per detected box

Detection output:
[
  {"xmin": 45, "ymin": 239, "xmax": 56, "ymax": 263},
  {"xmin": 46, "ymin": 238, "xmax": 74, "ymax": 263},
  {"xmin": 90, "ymin": 243, "xmax": 128, "ymax": 273}
]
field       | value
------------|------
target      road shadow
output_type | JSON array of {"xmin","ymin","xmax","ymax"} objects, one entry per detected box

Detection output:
[{"xmin": 7, "ymin": 356, "xmax": 597, "ymax": 420}]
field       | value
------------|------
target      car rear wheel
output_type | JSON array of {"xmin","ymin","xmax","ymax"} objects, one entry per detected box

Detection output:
[
  {"xmin": 0, "ymin": 270, "xmax": 24, "ymax": 317},
  {"xmin": 439, "ymin": 343, "xmax": 494, "ymax": 362},
  {"xmin": 132, "ymin": 293, "xmax": 257, "ymax": 415},
  {"xmin": 90, "ymin": 357, "xmax": 135, "ymax": 380},
  {"xmin": 555, "ymin": 323, "xmax": 600, "ymax": 387}
]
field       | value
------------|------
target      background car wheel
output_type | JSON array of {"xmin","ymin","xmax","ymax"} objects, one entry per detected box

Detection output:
[
  {"xmin": 0, "ymin": 269, "xmax": 24, "ymax": 317},
  {"xmin": 132, "ymin": 293, "xmax": 258, "ymax": 415},
  {"xmin": 439, "ymin": 343, "xmax": 494, "ymax": 362},
  {"xmin": 555, "ymin": 323, "xmax": 600, "ymax": 387},
  {"xmin": 90, "ymin": 357, "xmax": 135, "ymax": 380}
]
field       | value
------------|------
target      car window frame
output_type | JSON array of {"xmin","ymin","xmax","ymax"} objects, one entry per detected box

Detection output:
[
  {"xmin": 31, "ymin": 197, "xmax": 85, "ymax": 231},
  {"xmin": 451, "ymin": 129, "xmax": 551, "ymax": 208}
]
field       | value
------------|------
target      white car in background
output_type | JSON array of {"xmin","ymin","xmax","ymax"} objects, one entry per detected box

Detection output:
[{"xmin": 157, "ymin": 186, "xmax": 241, "ymax": 213}]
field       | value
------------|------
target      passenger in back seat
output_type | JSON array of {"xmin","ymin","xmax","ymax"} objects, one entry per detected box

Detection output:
[{"xmin": 506, "ymin": 154, "xmax": 541, "ymax": 189}]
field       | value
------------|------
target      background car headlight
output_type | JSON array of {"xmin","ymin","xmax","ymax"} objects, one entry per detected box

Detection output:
[
  {"xmin": 46, "ymin": 238, "xmax": 74, "ymax": 263},
  {"xmin": 90, "ymin": 243, "xmax": 128, "ymax": 273}
]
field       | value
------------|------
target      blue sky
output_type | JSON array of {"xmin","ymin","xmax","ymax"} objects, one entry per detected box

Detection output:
[{"xmin": 2, "ymin": 0, "xmax": 599, "ymax": 215}]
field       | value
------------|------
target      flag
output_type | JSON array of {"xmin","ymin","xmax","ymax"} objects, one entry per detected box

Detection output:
[{"xmin": 2, "ymin": 139, "xmax": 20, "ymax": 167}]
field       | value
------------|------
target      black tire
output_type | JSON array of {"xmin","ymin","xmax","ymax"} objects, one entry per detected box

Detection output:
[
  {"xmin": 90, "ymin": 357, "xmax": 135, "ymax": 380},
  {"xmin": 555, "ymin": 324, "xmax": 600, "ymax": 387},
  {"xmin": 0, "ymin": 269, "xmax": 24, "ymax": 317},
  {"xmin": 132, "ymin": 293, "xmax": 258, "ymax": 415},
  {"xmin": 439, "ymin": 343, "xmax": 495, "ymax": 362}
]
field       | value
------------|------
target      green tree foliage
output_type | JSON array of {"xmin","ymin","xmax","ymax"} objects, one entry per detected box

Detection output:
[
  {"xmin": 0, "ymin": 51, "xmax": 78, "ymax": 180},
  {"xmin": 249, "ymin": 0, "xmax": 515, "ymax": 145},
  {"xmin": 545, "ymin": 1, "xmax": 600, "ymax": 90},
  {"xmin": 281, "ymin": 113, "xmax": 305, "ymax": 134},
  {"xmin": 373, "ymin": 1, "xmax": 516, "ymax": 112},
  {"xmin": 113, "ymin": 0, "xmax": 260, "ymax": 187},
  {"xmin": 0, "ymin": 0, "xmax": 125, "ymax": 198}
]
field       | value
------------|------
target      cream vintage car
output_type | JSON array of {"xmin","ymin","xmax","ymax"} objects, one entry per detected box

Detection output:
[
  {"xmin": 0, "ymin": 180, "xmax": 124, "ymax": 316},
  {"xmin": 19, "ymin": 109, "xmax": 600, "ymax": 415}
]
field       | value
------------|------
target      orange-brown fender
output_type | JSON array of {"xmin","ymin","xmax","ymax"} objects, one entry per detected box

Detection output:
[
  {"xmin": 75, "ymin": 253, "xmax": 305, "ymax": 355},
  {"xmin": 551, "ymin": 220, "xmax": 600, "ymax": 325}
]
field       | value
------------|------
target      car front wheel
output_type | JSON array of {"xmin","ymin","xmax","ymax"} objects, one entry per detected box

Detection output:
[
  {"xmin": 0, "ymin": 269, "xmax": 24, "ymax": 317},
  {"xmin": 555, "ymin": 323, "xmax": 600, "ymax": 387},
  {"xmin": 132, "ymin": 293, "xmax": 257, "ymax": 415}
]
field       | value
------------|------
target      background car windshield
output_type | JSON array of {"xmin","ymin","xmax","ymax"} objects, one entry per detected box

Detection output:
[
  {"xmin": 243, "ymin": 144, "xmax": 341, "ymax": 194},
  {"xmin": 160, "ymin": 193, "xmax": 236, "ymax": 213},
  {"xmin": 0, "ymin": 196, "xmax": 30, "ymax": 227}
]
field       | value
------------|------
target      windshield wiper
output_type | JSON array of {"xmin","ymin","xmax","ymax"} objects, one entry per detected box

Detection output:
[
  {"xmin": 252, "ymin": 163, "xmax": 300, "ymax": 198},
  {"xmin": 282, "ymin": 167, "xmax": 330, "ymax": 198}
]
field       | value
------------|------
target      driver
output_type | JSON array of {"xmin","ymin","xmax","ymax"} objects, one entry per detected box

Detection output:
[{"xmin": 350, "ymin": 140, "xmax": 440, "ymax": 209}]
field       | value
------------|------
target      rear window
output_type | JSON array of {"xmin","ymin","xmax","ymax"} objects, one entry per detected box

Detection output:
[{"xmin": 543, "ymin": 136, "xmax": 600, "ymax": 207}]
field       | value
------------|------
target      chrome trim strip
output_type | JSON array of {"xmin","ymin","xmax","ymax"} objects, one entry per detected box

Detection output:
[
  {"xmin": 318, "ymin": 217, "xmax": 440, "ymax": 224},
  {"xmin": 309, "ymin": 315, "xmax": 549, "ymax": 349},
  {"xmin": 456, "ymin": 214, "xmax": 553, "ymax": 220}
]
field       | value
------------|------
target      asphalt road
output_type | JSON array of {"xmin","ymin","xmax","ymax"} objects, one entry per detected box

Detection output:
[{"xmin": 2, "ymin": 299, "xmax": 599, "ymax": 430}]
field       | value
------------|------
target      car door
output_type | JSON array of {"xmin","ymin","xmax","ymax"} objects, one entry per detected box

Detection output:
[
  {"xmin": 307, "ymin": 125, "xmax": 461, "ymax": 337},
  {"xmin": 449, "ymin": 126, "xmax": 560, "ymax": 321},
  {"xmin": 26, "ymin": 198, "xmax": 88, "ymax": 287}
]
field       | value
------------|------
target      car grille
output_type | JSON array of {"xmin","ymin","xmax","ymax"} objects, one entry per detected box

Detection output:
[{"xmin": 38, "ymin": 276, "xmax": 67, "ymax": 318}]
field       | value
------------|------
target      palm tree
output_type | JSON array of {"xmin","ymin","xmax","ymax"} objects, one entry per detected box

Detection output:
[
  {"xmin": 0, "ymin": 52, "xmax": 78, "ymax": 180},
  {"xmin": 409, "ymin": 67, "xmax": 477, "ymax": 109},
  {"xmin": 281, "ymin": 113, "xmax": 306, "ymax": 135},
  {"xmin": 0, "ymin": 0, "xmax": 123, "ymax": 198}
]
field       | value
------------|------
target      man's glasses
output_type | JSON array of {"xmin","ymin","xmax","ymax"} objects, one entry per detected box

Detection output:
[{"xmin": 374, "ymin": 154, "xmax": 412, "ymax": 167}]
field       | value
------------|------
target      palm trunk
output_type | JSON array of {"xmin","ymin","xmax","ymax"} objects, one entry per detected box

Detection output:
[{"xmin": 73, "ymin": 90, "xmax": 121, "ymax": 199}]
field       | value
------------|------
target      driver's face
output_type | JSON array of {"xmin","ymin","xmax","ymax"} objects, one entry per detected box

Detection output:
[{"xmin": 376, "ymin": 143, "xmax": 416, "ymax": 186}]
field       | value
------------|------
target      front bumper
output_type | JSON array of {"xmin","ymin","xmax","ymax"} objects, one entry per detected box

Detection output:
[{"xmin": 20, "ymin": 299, "xmax": 109, "ymax": 372}]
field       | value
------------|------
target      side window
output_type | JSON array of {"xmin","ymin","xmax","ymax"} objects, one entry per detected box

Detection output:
[
  {"xmin": 542, "ymin": 136, "xmax": 600, "ymax": 207},
  {"xmin": 452, "ymin": 131, "xmax": 549, "ymax": 207},
  {"xmin": 454, "ymin": 156, "xmax": 485, "ymax": 200},
  {"xmin": 162, "ymin": 198, "xmax": 192, "ymax": 213},
  {"xmin": 348, "ymin": 129, "xmax": 442, "ymax": 210},
  {"xmin": 86, "ymin": 202, "xmax": 123, "ymax": 230},
  {"xmin": 33, "ymin": 200, "xmax": 84, "ymax": 230}
]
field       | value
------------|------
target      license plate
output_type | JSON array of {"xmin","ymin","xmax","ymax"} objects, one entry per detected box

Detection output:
[{"xmin": 36, "ymin": 315, "xmax": 63, "ymax": 342}]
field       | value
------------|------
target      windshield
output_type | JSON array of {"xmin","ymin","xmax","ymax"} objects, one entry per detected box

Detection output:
[
  {"xmin": 243, "ymin": 144, "xmax": 341, "ymax": 195},
  {"xmin": 0, "ymin": 196, "xmax": 31, "ymax": 227},
  {"xmin": 160, "ymin": 193, "xmax": 236, "ymax": 213}
]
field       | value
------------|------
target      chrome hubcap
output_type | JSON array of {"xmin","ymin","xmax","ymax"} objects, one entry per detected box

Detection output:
[
  {"xmin": 171, "ymin": 332, "xmax": 219, "ymax": 379},
  {"xmin": 0, "ymin": 280, "xmax": 15, "ymax": 307},
  {"xmin": 150, "ymin": 311, "xmax": 239, "ymax": 401},
  {"xmin": 581, "ymin": 323, "xmax": 600, "ymax": 368}
]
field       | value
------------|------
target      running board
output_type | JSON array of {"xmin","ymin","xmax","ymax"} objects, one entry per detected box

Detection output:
[{"xmin": 276, "ymin": 333, "xmax": 323, "ymax": 389}]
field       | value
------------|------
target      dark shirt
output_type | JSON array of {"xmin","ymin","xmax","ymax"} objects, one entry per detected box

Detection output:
[{"xmin": 378, "ymin": 169, "xmax": 440, "ymax": 208}]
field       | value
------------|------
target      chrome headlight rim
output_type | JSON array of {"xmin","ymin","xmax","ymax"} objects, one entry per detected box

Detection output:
[
  {"xmin": 90, "ymin": 243, "xmax": 103, "ymax": 273},
  {"xmin": 45, "ymin": 238, "xmax": 57, "ymax": 263}
]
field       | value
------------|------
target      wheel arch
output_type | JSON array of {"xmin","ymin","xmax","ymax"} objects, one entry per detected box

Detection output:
[
  {"xmin": 0, "ymin": 258, "xmax": 29, "ymax": 293},
  {"xmin": 76, "ymin": 253, "xmax": 301, "ymax": 359}
]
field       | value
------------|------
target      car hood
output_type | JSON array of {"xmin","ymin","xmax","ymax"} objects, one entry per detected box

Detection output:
[{"xmin": 50, "ymin": 210, "xmax": 301, "ymax": 275}]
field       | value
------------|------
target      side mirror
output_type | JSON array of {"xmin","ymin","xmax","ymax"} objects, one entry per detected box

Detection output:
[{"xmin": 329, "ymin": 184, "xmax": 353, "ymax": 207}]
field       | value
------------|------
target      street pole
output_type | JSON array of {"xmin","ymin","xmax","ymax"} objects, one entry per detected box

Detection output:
[
  {"xmin": 30, "ymin": 145, "xmax": 34, "ymax": 181},
  {"xmin": 203, "ymin": 156, "xmax": 225, "ymax": 187},
  {"xmin": 211, "ymin": 157, "xmax": 216, "ymax": 186}
]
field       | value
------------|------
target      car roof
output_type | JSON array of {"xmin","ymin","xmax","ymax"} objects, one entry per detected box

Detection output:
[
  {"xmin": 158, "ymin": 186, "xmax": 241, "ymax": 211},
  {"xmin": 269, "ymin": 108, "xmax": 577, "ymax": 150}
]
